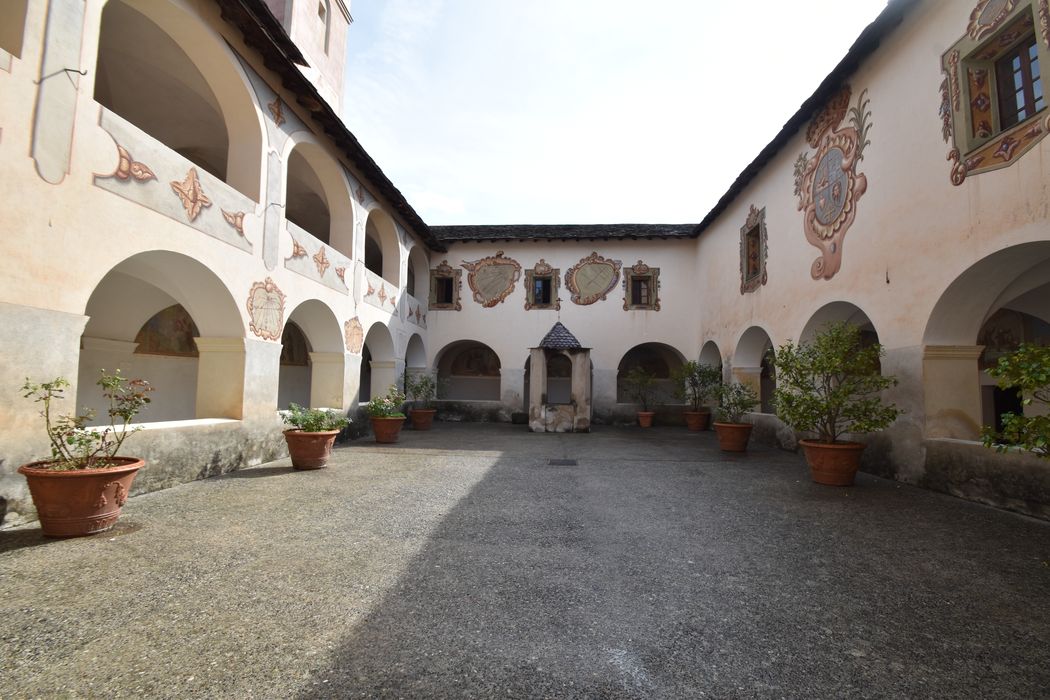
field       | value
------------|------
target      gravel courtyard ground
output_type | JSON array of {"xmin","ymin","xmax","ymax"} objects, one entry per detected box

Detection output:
[{"xmin": 1, "ymin": 423, "xmax": 1048, "ymax": 699}]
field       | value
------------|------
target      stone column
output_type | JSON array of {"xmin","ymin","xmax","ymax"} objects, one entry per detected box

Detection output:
[
  {"xmin": 345, "ymin": 353, "xmax": 363, "ymax": 408},
  {"xmin": 571, "ymin": 350, "xmax": 592, "ymax": 432},
  {"xmin": 501, "ymin": 367, "xmax": 525, "ymax": 412},
  {"xmin": 194, "ymin": 337, "xmax": 247, "ymax": 420},
  {"xmin": 243, "ymin": 338, "xmax": 282, "ymax": 424},
  {"xmin": 528, "ymin": 348, "xmax": 547, "ymax": 432},
  {"xmin": 309, "ymin": 352, "xmax": 346, "ymax": 409},
  {"xmin": 923, "ymin": 345, "xmax": 985, "ymax": 439},
  {"xmin": 370, "ymin": 360, "xmax": 397, "ymax": 400}
]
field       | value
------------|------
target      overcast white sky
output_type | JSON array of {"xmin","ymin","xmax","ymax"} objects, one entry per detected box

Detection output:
[{"xmin": 341, "ymin": 0, "xmax": 889, "ymax": 226}]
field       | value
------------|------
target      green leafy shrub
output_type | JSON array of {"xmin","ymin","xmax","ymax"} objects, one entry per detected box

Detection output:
[
  {"xmin": 366, "ymin": 385, "xmax": 407, "ymax": 418},
  {"xmin": 981, "ymin": 342, "xmax": 1050, "ymax": 459},
  {"xmin": 773, "ymin": 322, "xmax": 899, "ymax": 443},
  {"xmin": 283, "ymin": 403, "xmax": 350, "ymax": 432},
  {"xmin": 623, "ymin": 366, "xmax": 658, "ymax": 412},
  {"xmin": 22, "ymin": 370, "xmax": 154, "ymax": 470},
  {"xmin": 715, "ymin": 382, "xmax": 759, "ymax": 423},
  {"xmin": 672, "ymin": 360, "xmax": 721, "ymax": 412},
  {"xmin": 405, "ymin": 374, "xmax": 438, "ymax": 409}
]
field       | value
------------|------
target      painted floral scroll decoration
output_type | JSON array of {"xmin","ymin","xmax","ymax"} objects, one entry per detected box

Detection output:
[
  {"xmin": 334, "ymin": 267, "xmax": 346, "ymax": 285},
  {"xmin": 461, "ymin": 251, "xmax": 522, "ymax": 308},
  {"xmin": 246, "ymin": 277, "xmax": 285, "ymax": 341},
  {"xmin": 793, "ymin": 86, "xmax": 871, "ymax": 281},
  {"xmin": 268, "ymin": 97, "xmax": 285, "ymax": 127},
  {"xmin": 968, "ymin": 0, "xmax": 1018, "ymax": 40},
  {"xmin": 222, "ymin": 210, "xmax": 246, "ymax": 236},
  {"xmin": 313, "ymin": 247, "xmax": 330, "ymax": 277},
  {"xmin": 1041, "ymin": 0, "xmax": 1050, "ymax": 47},
  {"xmin": 288, "ymin": 238, "xmax": 308, "ymax": 259},
  {"xmin": 344, "ymin": 317, "xmax": 364, "ymax": 354},
  {"xmin": 565, "ymin": 252, "xmax": 621, "ymax": 306},
  {"xmin": 171, "ymin": 168, "xmax": 212, "ymax": 222},
  {"xmin": 97, "ymin": 144, "xmax": 156, "ymax": 183}
]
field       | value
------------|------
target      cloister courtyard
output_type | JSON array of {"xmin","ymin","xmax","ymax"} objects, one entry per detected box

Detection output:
[{"xmin": 1, "ymin": 423, "xmax": 1047, "ymax": 698}]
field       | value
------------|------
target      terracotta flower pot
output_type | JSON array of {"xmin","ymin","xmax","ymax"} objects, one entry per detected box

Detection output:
[
  {"xmin": 18, "ymin": 457, "xmax": 145, "ymax": 537},
  {"xmin": 683, "ymin": 410, "xmax": 711, "ymax": 432},
  {"xmin": 409, "ymin": 408, "xmax": 436, "ymax": 431},
  {"xmin": 371, "ymin": 416, "xmax": 406, "ymax": 443},
  {"xmin": 284, "ymin": 429, "xmax": 340, "ymax": 470},
  {"xmin": 637, "ymin": 411, "xmax": 655, "ymax": 428},
  {"xmin": 713, "ymin": 422, "xmax": 753, "ymax": 452},
  {"xmin": 800, "ymin": 439, "xmax": 865, "ymax": 486}
]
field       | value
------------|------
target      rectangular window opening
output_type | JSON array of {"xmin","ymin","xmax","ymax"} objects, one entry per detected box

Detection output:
[
  {"xmin": 435, "ymin": 277, "xmax": 454, "ymax": 305},
  {"xmin": 534, "ymin": 276, "xmax": 552, "ymax": 306},
  {"xmin": 996, "ymin": 34, "xmax": 1042, "ymax": 130},
  {"xmin": 631, "ymin": 278, "xmax": 650, "ymax": 306}
]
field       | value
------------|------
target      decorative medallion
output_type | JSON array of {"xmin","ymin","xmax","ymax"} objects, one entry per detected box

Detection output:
[
  {"xmin": 268, "ymin": 97, "xmax": 285, "ymax": 127},
  {"xmin": 459, "ymin": 251, "xmax": 521, "ymax": 308},
  {"xmin": 565, "ymin": 252, "xmax": 622, "ymax": 306},
  {"xmin": 289, "ymin": 238, "xmax": 307, "ymax": 258},
  {"xmin": 170, "ymin": 168, "xmax": 212, "ymax": 222},
  {"xmin": 111, "ymin": 482, "xmax": 128, "ymax": 507},
  {"xmin": 344, "ymin": 317, "xmax": 364, "ymax": 354},
  {"xmin": 334, "ymin": 266, "xmax": 346, "ymax": 284},
  {"xmin": 246, "ymin": 277, "xmax": 285, "ymax": 341},
  {"xmin": 313, "ymin": 247, "xmax": 330, "ymax": 276},
  {"xmin": 739, "ymin": 205, "xmax": 769, "ymax": 294},
  {"xmin": 97, "ymin": 144, "xmax": 156, "ymax": 183},
  {"xmin": 793, "ymin": 86, "xmax": 871, "ymax": 281},
  {"xmin": 968, "ymin": 0, "xmax": 1018, "ymax": 40},
  {"xmin": 222, "ymin": 209, "xmax": 246, "ymax": 236}
]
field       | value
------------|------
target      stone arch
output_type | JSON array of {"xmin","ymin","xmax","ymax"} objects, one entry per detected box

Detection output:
[
  {"xmin": 923, "ymin": 242, "xmax": 1050, "ymax": 439},
  {"xmin": 435, "ymin": 340, "xmax": 502, "ymax": 401},
  {"xmin": 282, "ymin": 138, "xmax": 354, "ymax": 255},
  {"xmin": 279, "ymin": 299, "xmax": 345, "ymax": 409},
  {"xmin": 699, "ymin": 340, "xmax": 723, "ymax": 370},
  {"xmin": 79, "ymin": 250, "xmax": 244, "ymax": 423},
  {"xmin": 405, "ymin": 333, "xmax": 427, "ymax": 369},
  {"xmin": 615, "ymin": 342, "xmax": 686, "ymax": 404},
  {"xmin": 800, "ymin": 301, "xmax": 879, "ymax": 344},
  {"xmin": 406, "ymin": 245, "xmax": 429, "ymax": 299},
  {"xmin": 94, "ymin": 0, "xmax": 263, "ymax": 199},
  {"xmin": 733, "ymin": 326, "xmax": 775, "ymax": 413},
  {"xmin": 360, "ymin": 322, "xmax": 396, "ymax": 402},
  {"xmin": 364, "ymin": 208, "xmax": 401, "ymax": 285}
]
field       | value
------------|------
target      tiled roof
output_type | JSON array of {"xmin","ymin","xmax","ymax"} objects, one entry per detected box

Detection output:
[
  {"xmin": 430, "ymin": 224, "xmax": 696, "ymax": 243},
  {"xmin": 539, "ymin": 322, "xmax": 583, "ymax": 349}
]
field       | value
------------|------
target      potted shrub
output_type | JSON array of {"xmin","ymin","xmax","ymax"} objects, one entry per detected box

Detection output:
[
  {"xmin": 405, "ymin": 373, "xmax": 438, "ymax": 431},
  {"xmin": 981, "ymin": 342, "xmax": 1050, "ymax": 459},
  {"xmin": 18, "ymin": 371, "xmax": 153, "ymax": 537},
  {"xmin": 773, "ymin": 322, "xmax": 900, "ymax": 486},
  {"xmin": 672, "ymin": 360, "xmax": 721, "ymax": 431},
  {"xmin": 713, "ymin": 381, "xmax": 759, "ymax": 451},
  {"xmin": 282, "ymin": 403, "xmax": 350, "ymax": 470},
  {"xmin": 623, "ymin": 366, "xmax": 658, "ymax": 427},
  {"xmin": 366, "ymin": 384, "xmax": 407, "ymax": 443}
]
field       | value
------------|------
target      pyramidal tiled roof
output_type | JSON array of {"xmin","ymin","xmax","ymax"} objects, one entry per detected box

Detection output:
[{"xmin": 539, "ymin": 322, "xmax": 583, "ymax": 349}]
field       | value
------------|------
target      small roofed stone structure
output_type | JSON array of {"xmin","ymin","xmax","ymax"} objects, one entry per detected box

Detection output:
[{"xmin": 529, "ymin": 322, "xmax": 592, "ymax": 433}]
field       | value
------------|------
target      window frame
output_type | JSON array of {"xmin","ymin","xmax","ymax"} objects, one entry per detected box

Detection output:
[
  {"xmin": 739, "ymin": 205, "xmax": 768, "ymax": 294},
  {"xmin": 523, "ymin": 260, "xmax": 561, "ymax": 310},
  {"xmin": 428, "ymin": 260, "xmax": 462, "ymax": 311},
  {"xmin": 622, "ymin": 261, "xmax": 660, "ymax": 311}
]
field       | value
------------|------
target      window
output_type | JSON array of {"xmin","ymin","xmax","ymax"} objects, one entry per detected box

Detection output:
[
  {"xmin": 318, "ymin": 1, "xmax": 327, "ymax": 21},
  {"xmin": 623, "ymin": 261, "xmax": 660, "ymax": 311},
  {"xmin": 996, "ymin": 35, "xmax": 1044, "ymax": 129},
  {"xmin": 739, "ymin": 205, "xmax": 768, "ymax": 293},
  {"xmin": 524, "ymin": 260, "xmax": 560, "ymax": 310},
  {"xmin": 406, "ymin": 266, "xmax": 416, "ymax": 297},
  {"xmin": 429, "ymin": 260, "xmax": 461, "ymax": 311}
]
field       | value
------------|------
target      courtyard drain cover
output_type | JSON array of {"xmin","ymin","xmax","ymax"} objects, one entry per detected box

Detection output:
[{"xmin": 547, "ymin": 459, "xmax": 578, "ymax": 466}]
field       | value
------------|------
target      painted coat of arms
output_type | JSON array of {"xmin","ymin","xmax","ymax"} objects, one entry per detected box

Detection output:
[
  {"xmin": 461, "ymin": 251, "xmax": 522, "ymax": 308},
  {"xmin": 793, "ymin": 86, "xmax": 872, "ymax": 280}
]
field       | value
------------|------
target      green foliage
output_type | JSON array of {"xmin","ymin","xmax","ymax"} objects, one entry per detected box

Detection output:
[
  {"xmin": 672, "ymin": 361, "xmax": 721, "ymax": 412},
  {"xmin": 21, "ymin": 370, "xmax": 153, "ymax": 470},
  {"xmin": 623, "ymin": 366, "xmax": 658, "ymax": 412},
  {"xmin": 366, "ymin": 385, "xmax": 407, "ymax": 418},
  {"xmin": 981, "ymin": 343, "xmax": 1050, "ymax": 459},
  {"xmin": 283, "ymin": 403, "xmax": 350, "ymax": 432},
  {"xmin": 773, "ymin": 322, "xmax": 899, "ymax": 443},
  {"xmin": 715, "ymin": 382, "xmax": 759, "ymax": 423},
  {"xmin": 405, "ymin": 374, "xmax": 438, "ymax": 409}
]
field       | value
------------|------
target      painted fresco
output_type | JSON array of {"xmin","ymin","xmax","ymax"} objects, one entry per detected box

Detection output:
[{"xmin": 134, "ymin": 304, "xmax": 199, "ymax": 357}]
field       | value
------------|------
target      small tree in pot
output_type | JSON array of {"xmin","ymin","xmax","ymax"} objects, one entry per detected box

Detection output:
[
  {"xmin": 405, "ymin": 374, "xmax": 438, "ymax": 431},
  {"xmin": 773, "ymin": 322, "xmax": 900, "ymax": 486},
  {"xmin": 366, "ymin": 384, "xmax": 407, "ymax": 443},
  {"xmin": 282, "ymin": 404, "xmax": 350, "ymax": 470},
  {"xmin": 623, "ymin": 366, "xmax": 659, "ymax": 427},
  {"xmin": 19, "ymin": 370, "xmax": 153, "ymax": 537},
  {"xmin": 672, "ymin": 360, "xmax": 721, "ymax": 431},
  {"xmin": 713, "ymin": 381, "xmax": 759, "ymax": 452},
  {"xmin": 981, "ymin": 342, "xmax": 1050, "ymax": 459}
]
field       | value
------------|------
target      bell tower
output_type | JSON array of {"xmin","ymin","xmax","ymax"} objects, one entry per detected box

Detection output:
[{"xmin": 263, "ymin": 0, "xmax": 352, "ymax": 109}]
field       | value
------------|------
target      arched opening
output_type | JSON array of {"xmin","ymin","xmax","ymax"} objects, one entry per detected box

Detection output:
[
  {"xmin": 406, "ymin": 246, "xmax": 429, "ymax": 299},
  {"xmin": 78, "ymin": 251, "xmax": 244, "ymax": 423},
  {"xmin": 364, "ymin": 209, "xmax": 400, "ymax": 285},
  {"xmin": 285, "ymin": 149, "xmax": 331, "ymax": 244},
  {"xmin": 800, "ymin": 301, "xmax": 879, "ymax": 346},
  {"xmin": 360, "ymin": 323, "xmax": 396, "ymax": 402},
  {"xmin": 616, "ymin": 343, "xmax": 685, "ymax": 404},
  {"xmin": 279, "ymin": 300, "xmax": 345, "ymax": 409},
  {"xmin": 699, "ymin": 340, "xmax": 723, "ymax": 373},
  {"xmin": 733, "ymin": 326, "xmax": 775, "ymax": 414},
  {"xmin": 546, "ymin": 353, "xmax": 573, "ymax": 404},
  {"xmin": 436, "ymin": 341, "xmax": 501, "ymax": 401},
  {"xmin": 0, "ymin": 0, "xmax": 28, "ymax": 58},
  {"xmin": 924, "ymin": 243, "xmax": 1050, "ymax": 439},
  {"xmin": 404, "ymin": 332, "xmax": 428, "ymax": 397},
  {"xmin": 94, "ymin": 0, "xmax": 261, "ymax": 199}
]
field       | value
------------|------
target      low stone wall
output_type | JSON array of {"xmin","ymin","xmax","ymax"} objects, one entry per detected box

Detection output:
[{"xmin": 433, "ymin": 400, "xmax": 509, "ymax": 423}]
